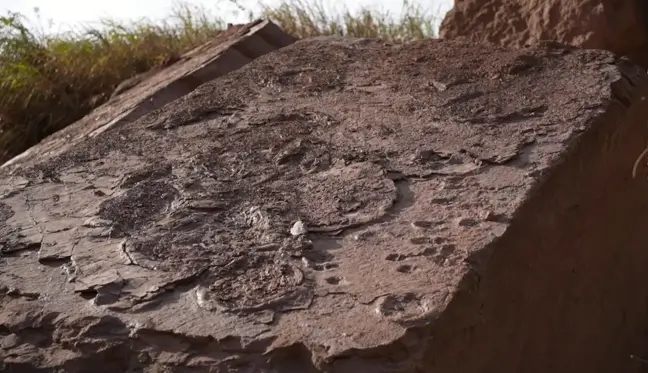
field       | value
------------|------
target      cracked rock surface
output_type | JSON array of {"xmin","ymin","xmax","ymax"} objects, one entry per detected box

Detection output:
[{"xmin": 3, "ymin": 37, "xmax": 648, "ymax": 373}]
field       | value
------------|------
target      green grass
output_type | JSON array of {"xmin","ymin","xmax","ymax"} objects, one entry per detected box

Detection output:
[{"xmin": 0, "ymin": 0, "xmax": 440, "ymax": 164}]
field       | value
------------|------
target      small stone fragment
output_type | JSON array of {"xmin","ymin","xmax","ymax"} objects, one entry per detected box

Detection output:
[
  {"xmin": 430, "ymin": 80, "xmax": 449, "ymax": 92},
  {"xmin": 195, "ymin": 286, "xmax": 215, "ymax": 311},
  {"xmin": 0, "ymin": 334, "xmax": 21, "ymax": 349},
  {"xmin": 478, "ymin": 210, "xmax": 493, "ymax": 221},
  {"xmin": 83, "ymin": 216, "xmax": 114, "ymax": 228},
  {"xmin": 290, "ymin": 220, "xmax": 307, "ymax": 236},
  {"xmin": 301, "ymin": 257, "xmax": 313, "ymax": 268},
  {"xmin": 353, "ymin": 230, "xmax": 375, "ymax": 241}
]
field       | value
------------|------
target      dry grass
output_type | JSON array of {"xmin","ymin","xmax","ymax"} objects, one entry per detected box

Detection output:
[
  {"xmin": 252, "ymin": 0, "xmax": 437, "ymax": 40},
  {"xmin": 0, "ymin": 0, "xmax": 440, "ymax": 164}
]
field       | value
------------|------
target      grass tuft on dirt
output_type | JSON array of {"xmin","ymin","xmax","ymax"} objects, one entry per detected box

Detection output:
[{"xmin": 0, "ymin": 0, "xmax": 439, "ymax": 164}]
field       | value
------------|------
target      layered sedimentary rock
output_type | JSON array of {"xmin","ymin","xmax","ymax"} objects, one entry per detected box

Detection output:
[
  {"xmin": 440, "ymin": 0, "xmax": 648, "ymax": 68},
  {"xmin": 2, "ymin": 37, "xmax": 648, "ymax": 373}
]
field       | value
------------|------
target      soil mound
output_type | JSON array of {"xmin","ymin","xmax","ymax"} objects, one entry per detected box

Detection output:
[
  {"xmin": 440, "ymin": 0, "xmax": 648, "ymax": 68},
  {"xmin": 2, "ymin": 37, "xmax": 648, "ymax": 373}
]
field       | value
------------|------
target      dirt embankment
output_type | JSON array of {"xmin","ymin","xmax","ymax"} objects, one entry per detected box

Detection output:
[{"xmin": 440, "ymin": 0, "xmax": 648, "ymax": 68}]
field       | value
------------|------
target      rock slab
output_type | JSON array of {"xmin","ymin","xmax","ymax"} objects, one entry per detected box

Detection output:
[
  {"xmin": 2, "ymin": 37, "xmax": 648, "ymax": 373},
  {"xmin": 440, "ymin": 0, "xmax": 648, "ymax": 68}
]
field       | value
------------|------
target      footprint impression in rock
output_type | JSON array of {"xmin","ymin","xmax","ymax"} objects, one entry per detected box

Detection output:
[
  {"xmin": 296, "ymin": 162, "xmax": 397, "ymax": 230},
  {"xmin": 204, "ymin": 253, "xmax": 312, "ymax": 313}
]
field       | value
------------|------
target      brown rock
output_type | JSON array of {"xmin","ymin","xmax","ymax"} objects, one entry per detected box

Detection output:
[
  {"xmin": 440, "ymin": 0, "xmax": 648, "ymax": 67},
  {"xmin": 2, "ymin": 37, "xmax": 648, "ymax": 372}
]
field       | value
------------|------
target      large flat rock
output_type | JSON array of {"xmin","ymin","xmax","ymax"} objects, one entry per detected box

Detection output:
[
  {"xmin": 1, "ymin": 19, "xmax": 297, "ymax": 169},
  {"xmin": 2, "ymin": 37, "xmax": 648, "ymax": 373}
]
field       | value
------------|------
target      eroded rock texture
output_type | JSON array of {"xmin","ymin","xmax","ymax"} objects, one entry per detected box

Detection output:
[
  {"xmin": 2, "ymin": 37, "xmax": 648, "ymax": 373},
  {"xmin": 440, "ymin": 0, "xmax": 648, "ymax": 68}
]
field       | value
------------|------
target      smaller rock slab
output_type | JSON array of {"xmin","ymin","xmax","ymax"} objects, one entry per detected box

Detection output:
[{"xmin": 1, "ymin": 19, "xmax": 297, "ymax": 169}]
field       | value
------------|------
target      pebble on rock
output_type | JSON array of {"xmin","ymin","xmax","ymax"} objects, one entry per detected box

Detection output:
[{"xmin": 290, "ymin": 220, "xmax": 307, "ymax": 236}]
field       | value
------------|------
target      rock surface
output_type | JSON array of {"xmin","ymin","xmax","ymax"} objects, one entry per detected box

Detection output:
[
  {"xmin": 2, "ymin": 37, "xmax": 648, "ymax": 372},
  {"xmin": 440, "ymin": 0, "xmax": 648, "ymax": 67},
  {"xmin": 1, "ymin": 19, "xmax": 297, "ymax": 169}
]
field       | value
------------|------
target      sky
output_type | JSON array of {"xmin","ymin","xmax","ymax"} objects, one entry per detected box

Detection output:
[{"xmin": 1, "ymin": 0, "xmax": 453, "ymax": 34}]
